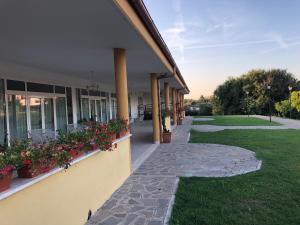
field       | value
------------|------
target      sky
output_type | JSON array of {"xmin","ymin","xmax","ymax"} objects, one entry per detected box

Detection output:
[{"xmin": 143, "ymin": 0, "xmax": 300, "ymax": 99}]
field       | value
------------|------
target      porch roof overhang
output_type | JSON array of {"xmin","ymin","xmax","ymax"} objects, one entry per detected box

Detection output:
[{"xmin": 0, "ymin": 0, "xmax": 189, "ymax": 94}]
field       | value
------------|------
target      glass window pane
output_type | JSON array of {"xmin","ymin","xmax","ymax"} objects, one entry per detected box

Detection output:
[
  {"xmin": 7, "ymin": 80, "xmax": 25, "ymax": 91},
  {"xmin": 90, "ymin": 100, "xmax": 96, "ymax": 121},
  {"xmin": 76, "ymin": 88, "xmax": 81, "ymax": 122},
  {"xmin": 96, "ymin": 100, "xmax": 101, "ymax": 122},
  {"xmin": 101, "ymin": 99, "xmax": 107, "ymax": 123},
  {"xmin": 30, "ymin": 97, "xmax": 42, "ymax": 130},
  {"xmin": 44, "ymin": 98, "xmax": 54, "ymax": 130},
  {"xmin": 81, "ymin": 98, "xmax": 89, "ymax": 121},
  {"xmin": 0, "ymin": 80, "xmax": 6, "ymax": 146},
  {"xmin": 55, "ymin": 86, "xmax": 65, "ymax": 94},
  {"xmin": 27, "ymin": 82, "xmax": 54, "ymax": 93},
  {"xmin": 8, "ymin": 95, "xmax": 27, "ymax": 141},
  {"xmin": 66, "ymin": 87, "xmax": 73, "ymax": 124},
  {"xmin": 56, "ymin": 97, "xmax": 67, "ymax": 132}
]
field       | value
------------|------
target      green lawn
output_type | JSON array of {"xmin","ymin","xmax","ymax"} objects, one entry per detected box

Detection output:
[
  {"xmin": 193, "ymin": 116, "xmax": 281, "ymax": 126},
  {"xmin": 169, "ymin": 129, "xmax": 300, "ymax": 225}
]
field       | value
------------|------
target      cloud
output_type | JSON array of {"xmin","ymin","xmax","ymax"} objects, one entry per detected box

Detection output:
[{"xmin": 162, "ymin": 0, "xmax": 186, "ymax": 61}]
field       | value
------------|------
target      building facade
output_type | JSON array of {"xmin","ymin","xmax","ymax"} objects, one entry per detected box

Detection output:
[{"xmin": 0, "ymin": 1, "xmax": 189, "ymax": 225}]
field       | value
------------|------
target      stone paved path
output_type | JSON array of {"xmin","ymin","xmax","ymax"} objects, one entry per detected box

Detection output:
[{"xmin": 86, "ymin": 117, "xmax": 261, "ymax": 225}]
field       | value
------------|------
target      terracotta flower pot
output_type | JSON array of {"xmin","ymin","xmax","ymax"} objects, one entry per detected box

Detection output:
[
  {"xmin": 17, "ymin": 164, "xmax": 42, "ymax": 178},
  {"xmin": 39, "ymin": 160, "xmax": 57, "ymax": 173},
  {"xmin": 0, "ymin": 171, "xmax": 13, "ymax": 192},
  {"xmin": 117, "ymin": 130, "xmax": 127, "ymax": 139},
  {"xmin": 110, "ymin": 133, "xmax": 117, "ymax": 142},
  {"xmin": 162, "ymin": 132, "xmax": 172, "ymax": 143}
]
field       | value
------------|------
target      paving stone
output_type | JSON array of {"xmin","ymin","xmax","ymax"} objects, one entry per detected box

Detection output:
[{"xmin": 86, "ymin": 117, "xmax": 262, "ymax": 225}]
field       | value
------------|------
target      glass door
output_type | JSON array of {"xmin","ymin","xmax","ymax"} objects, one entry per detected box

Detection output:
[
  {"xmin": 8, "ymin": 95, "xmax": 27, "ymax": 141},
  {"xmin": 29, "ymin": 97, "xmax": 42, "ymax": 130},
  {"xmin": 81, "ymin": 98, "xmax": 89, "ymax": 121},
  {"xmin": 44, "ymin": 98, "xmax": 54, "ymax": 130},
  {"xmin": 101, "ymin": 99, "xmax": 107, "ymax": 123},
  {"xmin": 56, "ymin": 97, "xmax": 67, "ymax": 132},
  {"xmin": 0, "ymin": 80, "xmax": 6, "ymax": 146},
  {"xmin": 96, "ymin": 100, "xmax": 101, "ymax": 122},
  {"xmin": 90, "ymin": 100, "xmax": 96, "ymax": 121}
]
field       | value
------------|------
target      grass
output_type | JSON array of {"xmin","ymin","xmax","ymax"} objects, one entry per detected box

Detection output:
[
  {"xmin": 169, "ymin": 129, "xmax": 300, "ymax": 225},
  {"xmin": 192, "ymin": 116, "xmax": 281, "ymax": 126}
]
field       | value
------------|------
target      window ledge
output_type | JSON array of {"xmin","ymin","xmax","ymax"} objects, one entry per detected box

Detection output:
[{"xmin": 0, "ymin": 134, "xmax": 132, "ymax": 201}]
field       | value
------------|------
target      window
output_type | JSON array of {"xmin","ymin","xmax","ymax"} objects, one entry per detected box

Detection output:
[
  {"xmin": 81, "ymin": 98, "xmax": 89, "ymax": 121},
  {"xmin": 101, "ymin": 99, "xmax": 107, "ymax": 122},
  {"xmin": 90, "ymin": 100, "xmax": 96, "ymax": 121},
  {"xmin": 56, "ymin": 97, "xmax": 67, "ymax": 132},
  {"xmin": 29, "ymin": 97, "xmax": 42, "ymax": 130},
  {"xmin": 76, "ymin": 88, "xmax": 81, "ymax": 122},
  {"xmin": 44, "ymin": 98, "xmax": 54, "ymax": 130},
  {"xmin": 111, "ymin": 99, "xmax": 117, "ymax": 120},
  {"xmin": 7, "ymin": 80, "xmax": 25, "ymax": 91},
  {"xmin": 0, "ymin": 80, "xmax": 6, "ymax": 146},
  {"xmin": 66, "ymin": 87, "xmax": 73, "ymax": 124},
  {"xmin": 8, "ymin": 95, "xmax": 27, "ymax": 141},
  {"xmin": 27, "ymin": 82, "xmax": 54, "ymax": 93}
]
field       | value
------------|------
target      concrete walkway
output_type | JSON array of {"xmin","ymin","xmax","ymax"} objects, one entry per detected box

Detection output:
[
  {"xmin": 192, "ymin": 115, "xmax": 300, "ymax": 132},
  {"xmin": 87, "ymin": 117, "xmax": 261, "ymax": 225}
]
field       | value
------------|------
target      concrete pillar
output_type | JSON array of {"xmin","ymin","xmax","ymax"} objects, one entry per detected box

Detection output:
[
  {"xmin": 114, "ymin": 48, "xmax": 129, "ymax": 121},
  {"xmin": 164, "ymin": 82, "xmax": 171, "ymax": 131},
  {"xmin": 150, "ymin": 73, "xmax": 160, "ymax": 144},
  {"xmin": 172, "ymin": 88, "xmax": 177, "ymax": 126}
]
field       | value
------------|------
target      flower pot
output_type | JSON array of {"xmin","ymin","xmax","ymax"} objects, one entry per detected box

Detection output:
[
  {"xmin": 117, "ymin": 130, "xmax": 127, "ymax": 139},
  {"xmin": 109, "ymin": 132, "xmax": 116, "ymax": 142},
  {"xmin": 17, "ymin": 164, "xmax": 42, "ymax": 178},
  {"xmin": 177, "ymin": 119, "xmax": 182, "ymax": 125},
  {"xmin": 0, "ymin": 171, "xmax": 13, "ymax": 192},
  {"xmin": 162, "ymin": 132, "xmax": 172, "ymax": 143},
  {"xmin": 39, "ymin": 160, "xmax": 57, "ymax": 173}
]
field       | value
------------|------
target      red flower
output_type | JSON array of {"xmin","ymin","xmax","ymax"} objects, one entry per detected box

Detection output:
[
  {"xmin": 77, "ymin": 143, "xmax": 84, "ymax": 150},
  {"xmin": 23, "ymin": 159, "xmax": 32, "ymax": 166}
]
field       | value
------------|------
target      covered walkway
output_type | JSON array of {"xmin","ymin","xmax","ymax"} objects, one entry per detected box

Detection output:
[{"xmin": 130, "ymin": 120, "xmax": 159, "ymax": 171}]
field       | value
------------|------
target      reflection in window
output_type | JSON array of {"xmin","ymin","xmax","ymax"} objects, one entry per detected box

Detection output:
[
  {"xmin": 56, "ymin": 97, "xmax": 67, "ymax": 132},
  {"xmin": 81, "ymin": 98, "xmax": 89, "ymax": 121},
  {"xmin": 76, "ymin": 88, "xmax": 81, "ymax": 122},
  {"xmin": 96, "ymin": 100, "xmax": 101, "ymax": 122},
  {"xmin": 8, "ymin": 95, "xmax": 27, "ymax": 141},
  {"xmin": 66, "ymin": 87, "xmax": 73, "ymax": 124},
  {"xmin": 30, "ymin": 97, "xmax": 42, "ymax": 130},
  {"xmin": 90, "ymin": 100, "xmax": 96, "ymax": 121},
  {"xmin": 101, "ymin": 99, "xmax": 107, "ymax": 122},
  {"xmin": 44, "ymin": 98, "xmax": 54, "ymax": 130},
  {"xmin": 0, "ymin": 80, "xmax": 6, "ymax": 146},
  {"xmin": 111, "ymin": 99, "xmax": 117, "ymax": 120}
]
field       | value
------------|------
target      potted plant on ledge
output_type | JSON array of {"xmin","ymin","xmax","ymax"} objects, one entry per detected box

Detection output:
[
  {"xmin": 162, "ymin": 114, "xmax": 172, "ymax": 143},
  {"xmin": 0, "ymin": 149, "xmax": 14, "ymax": 192}
]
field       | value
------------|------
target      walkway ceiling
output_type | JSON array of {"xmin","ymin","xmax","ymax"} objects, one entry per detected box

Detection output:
[{"xmin": 0, "ymin": 0, "xmax": 184, "ymax": 92}]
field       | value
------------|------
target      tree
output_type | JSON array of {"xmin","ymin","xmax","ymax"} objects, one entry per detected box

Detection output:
[
  {"xmin": 213, "ymin": 69, "xmax": 299, "ymax": 115},
  {"xmin": 275, "ymin": 100, "xmax": 290, "ymax": 117},
  {"xmin": 291, "ymin": 91, "xmax": 300, "ymax": 112}
]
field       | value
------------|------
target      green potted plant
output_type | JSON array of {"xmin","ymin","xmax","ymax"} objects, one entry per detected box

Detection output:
[
  {"xmin": 107, "ymin": 120, "xmax": 118, "ymax": 141},
  {"xmin": 162, "ymin": 113, "xmax": 171, "ymax": 143},
  {"xmin": 0, "ymin": 149, "xmax": 14, "ymax": 192},
  {"xmin": 10, "ymin": 140, "xmax": 45, "ymax": 178},
  {"xmin": 116, "ymin": 118, "xmax": 128, "ymax": 138}
]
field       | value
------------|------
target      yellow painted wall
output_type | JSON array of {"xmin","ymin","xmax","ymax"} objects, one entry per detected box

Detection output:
[{"xmin": 0, "ymin": 138, "xmax": 131, "ymax": 225}]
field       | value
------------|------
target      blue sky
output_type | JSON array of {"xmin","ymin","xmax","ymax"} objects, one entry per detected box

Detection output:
[{"xmin": 144, "ymin": 0, "xmax": 300, "ymax": 99}]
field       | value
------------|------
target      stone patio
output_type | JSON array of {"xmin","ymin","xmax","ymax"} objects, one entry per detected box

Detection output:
[{"xmin": 86, "ymin": 117, "xmax": 261, "ymax": 225}]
